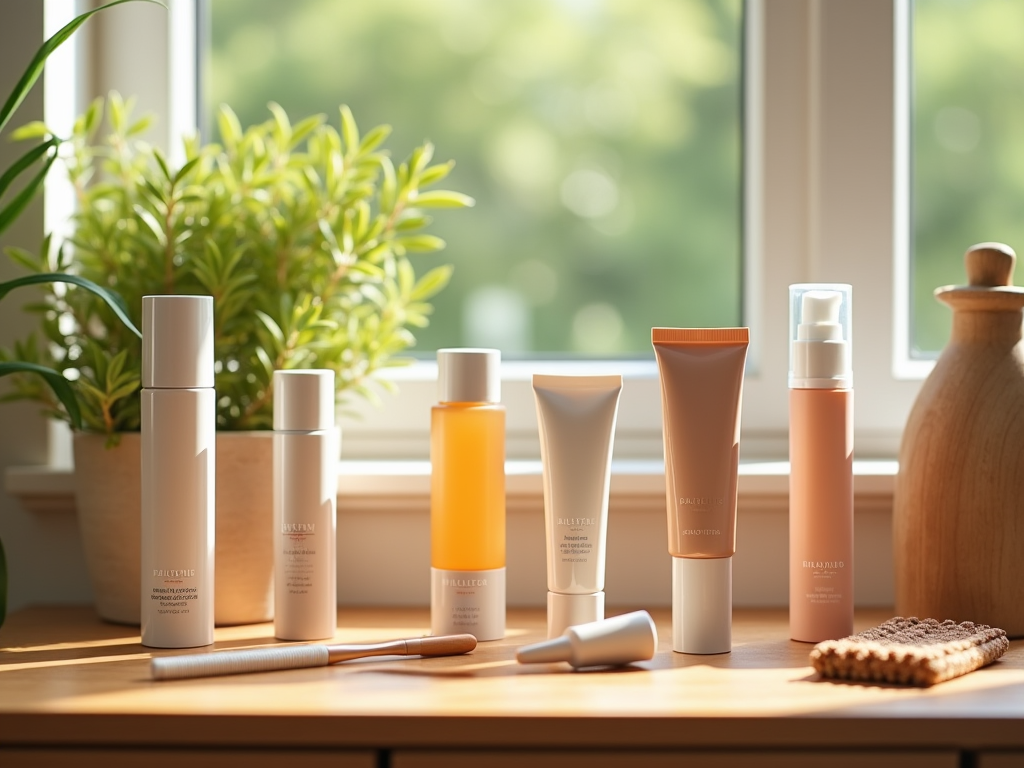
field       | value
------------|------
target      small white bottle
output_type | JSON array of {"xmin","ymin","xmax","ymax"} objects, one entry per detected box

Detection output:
[
  {"xmin": 273, "ymin": 369, "xmax": 338, "ymax": 641},
  {"xmin": 141, "ymin": 295, "xmax": 216, "ymax": 649}
]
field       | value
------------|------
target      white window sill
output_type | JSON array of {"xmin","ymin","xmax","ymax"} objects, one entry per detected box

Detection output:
[{"xmin": 5, "ymin": 459, "xmax": 897, "ymax": 515}]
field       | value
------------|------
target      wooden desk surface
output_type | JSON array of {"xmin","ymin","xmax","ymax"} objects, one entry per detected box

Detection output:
[{"xmin": 0, "ymin": 606, "xmax": 1022, "ymax": 755}]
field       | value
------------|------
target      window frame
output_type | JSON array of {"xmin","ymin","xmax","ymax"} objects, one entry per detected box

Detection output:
[{"xmin": 78, "ymin": 0, "xmax": 924, "ymax": 462}]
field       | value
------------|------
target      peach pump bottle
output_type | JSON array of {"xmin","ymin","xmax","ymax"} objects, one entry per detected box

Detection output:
[
  {"xmin": 789, "ymin": 284, "xmax": 854, "ymax": 643},
  {"xmin": 430, "ymin": 348, "xmax": 506, "ymax": 641}
]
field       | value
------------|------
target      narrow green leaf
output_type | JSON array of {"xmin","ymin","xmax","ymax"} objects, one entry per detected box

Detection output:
[
  {"xmin": 0, "ymin": 273, "xmax": 141, "ymax": 338},
  {"xmin": 395, "ymin": 214, "xmax": 432, "ymax": 232},
  {"xmin": 0, "ymin": 137, "xmax": 57, "ymax": 200},
  {"xmin": 10, "ymin": 121, "xmax": 51, "ymax": 141},
  {"xmin": 255, "ymin": 310, "xmax": 285, "ymax": 345},
  {"xmin": 0, "ymin": 152, "xmax": 56, "ymax": 237},
  {"xmin": 267, "ymin": 101, "xmax": 292, "ymax": 143},
  {"xmin": 394, "ymin": 234, "xmax": 446, "ymax": 253},
  {"xmin": 379, "ymin": 156, "xmax": 397, "ymax": 214},
  {"xmin": 107, "ymin": 380, "xmax": 141, "ymax": 402},
  {"xmin": 126, "ymin": 114, "xmax": 154, "ymax": 137},
  {"xmin": 358, "ymin": 124, "xmax": 392, "ymax": 156},
  {"xmin": 140, "ymin": 177, "xmax": 167, "ymax": 206},
  {"xmin": 398, "ymin": 258, "xmax": 414, "ymax": 297},
  {"xmin": 152, "ymin": 148, "xmax": 172, "ymax": 183},
  {"xmin": 418, "ymin": 161, "xmax": 454, "ymax": 188},
  {"xmin": 172, "ymin": 156, "xmax": 200, "ymax": 184},
  {"xmin": 340, "ymin": 105, "xmax": 359, "ymax": 154},
  {"xmin": 288, "ymin": 114, "xmax": 325, "ymax": 150},
  {"xmin": 217, "ymin": 104, "xmax": 243, "ymax": 152},
  {"xmin": 108, "ymin": 91, "xmax": 126, "ymax": 133},
  {"xmin": 82, "ymin": 96, "xmax": 104, "ymax": 137},
  {"xmin": 411, "ymin": 190, "xmax": 475, "ymax": 209},
  {"xmin": 410, "ymin": 264, "xmax": 454, "ymax": 301},
  {"xmin": 254, "ymin": 345, "xmax": 275, "ymax": 379},
  {"xmin": 0, "ymin": 361, "xmax": 82, "ymax": 430},
  {"xmin": 133, "ymin": 204, "xmax": 167, "ymax": 246},
  {"xmin": 0, "ymin": 0, "xmax": 164, "ymax": 136},
  {"xmin": 4, "ymin": 246, "xmax": 39, "ymax": 272},
  {"xmin": 106, "ymin": 349, "xmax": 128, "ymax": 388}
]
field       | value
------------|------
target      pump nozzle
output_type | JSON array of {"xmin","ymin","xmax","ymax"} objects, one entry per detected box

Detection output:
[
  {"xmin": 516, "ymin": 610, "xmax": 658, "ymax": 669},
  {"xmin": 789, "ymin": 284, "xmax": 852, "ymax": 388},
  {"xmin": 801, "ymin": 290, "xmax": 842, "ymax": 335}
]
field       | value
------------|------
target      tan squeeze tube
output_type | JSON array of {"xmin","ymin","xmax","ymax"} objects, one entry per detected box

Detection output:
[{"xmin": 652, "ymin": 328, "xmax": 748, "ymax": 655}]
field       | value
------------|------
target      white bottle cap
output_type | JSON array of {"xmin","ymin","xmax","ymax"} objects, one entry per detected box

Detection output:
[
  {"xmin": 788, "ymin": 283, "xmax": 852, "ymax": 389},
  {"xmin": 517, "ymin": 610, "xmax": 658, "ymax": 668},
  {"xmin": 672, "ymin": 556, "xmax": 732, "ymax": 654},
  {"xmin": 142, "ymin": 295, "xmax": 214, "ymax": 389},
  {"xmin": 273, "ymin": 369, "xmax": 336, "ymax": 431},
  {"xmin": 437, "ymin": 348, "xmax": 500, "ymax": 404},
  {"xmin": 547, "ymin": 591, "xmax": 605, "ymax": 639}
]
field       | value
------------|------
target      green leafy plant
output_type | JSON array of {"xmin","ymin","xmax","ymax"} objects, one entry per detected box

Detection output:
[
  {"xmin": 6, "ymin": 94, "xmax": 472, "ymax": 435},
  {"xmin": 0, "ymin": 0, "xmax": 158, "ymax": 631}
]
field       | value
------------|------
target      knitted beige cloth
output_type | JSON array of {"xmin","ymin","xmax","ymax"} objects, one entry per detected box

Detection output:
[{"xmin": 810, "ymin": 617, "xmax": 1008, "ymax": 686}]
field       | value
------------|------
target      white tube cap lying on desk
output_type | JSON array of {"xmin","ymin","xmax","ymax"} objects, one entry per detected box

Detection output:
[{"xmin": 517, "ymin": 610, "xmax": 658, "ymax": 668}]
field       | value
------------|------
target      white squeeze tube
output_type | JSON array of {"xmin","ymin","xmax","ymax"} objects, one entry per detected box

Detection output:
[
  {"xmin": 141, "ymin": 295, "xmax": 216, "ymax": 649},
  {"xmin": 533, "ymin": 374, "xmax": 622, "ymax": 638},
  {"xmin": 273, "ymin": 369, "xmax": 339, "ymax": 641}
]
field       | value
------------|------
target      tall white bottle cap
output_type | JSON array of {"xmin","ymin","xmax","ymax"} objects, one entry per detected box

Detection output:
[
  {"xmin": 437, "ymin": 348, "xmax": 500, "ymax": 404},
  {"xmin": 142, "ymin": 295, "xmax": 214, "ymax": 389},
  {"xmin": 672, "ymin": 556, "xmax": 732, "ymax": 654},
  {"xmin": 547, "ymin": 591, "xmax": 605, "ymax": 639},
  {"xmin": 517, "ymin": 610, "xmax": 658, "ymax": 668},
  {"xmin": 788, "ymin": 283, "xmax": 852, "ymax": 389},
  {"xmin": 273, "ymin": 369, "xmax": 336, "ymax": 431}
]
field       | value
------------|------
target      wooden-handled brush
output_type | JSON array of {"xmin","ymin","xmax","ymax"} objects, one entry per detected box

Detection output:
[{"xmin": 151, "ymin": 634, "xmax": 477, "ymax": 681}]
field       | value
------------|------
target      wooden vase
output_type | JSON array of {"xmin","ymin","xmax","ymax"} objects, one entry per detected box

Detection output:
[{"xmin": 894, "ymin": 243, "xmax": 1024, "ymax": 637}]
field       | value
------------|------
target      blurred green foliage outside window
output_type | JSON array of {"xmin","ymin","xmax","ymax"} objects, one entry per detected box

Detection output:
[
  {"xmin": 205, "ymin": 0, "xmax": 742, "ymax": 355},
  {"xmin": 914, "ymin": 0, "xmax": 1024, "ymax": 355}
]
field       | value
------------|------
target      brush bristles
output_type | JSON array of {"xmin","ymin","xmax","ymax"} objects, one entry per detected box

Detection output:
[{"xmin": 151, "ymin": 645, "xmax": 330, "ymax": 680}]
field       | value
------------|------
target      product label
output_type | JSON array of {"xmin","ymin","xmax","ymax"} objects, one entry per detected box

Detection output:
[
  {"xmin": 432, "ymin": 568, "xmax": 505, "ymax": 641},
  {"xmin": 801, "ymin": 560, "xmax": 845, "ymax": 605},
  {"xmin": 678, "ymin": 495, "xmax": 725, "ymax": 514},
  {"xmin": 283, "ymin": 525, "xmax": 317, "ymax": 595},
  {"xmin": 558, "ymin": 518, "xmax": 595, "ymax": 564},
  {"xmin": 150, "ymin": 569, "xmax": 199, "ymax": 616}
]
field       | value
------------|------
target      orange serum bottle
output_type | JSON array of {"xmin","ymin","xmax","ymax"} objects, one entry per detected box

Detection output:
[
  {"xmin": 430, "ymin": 348, "xmax": 506, "ymax": 641},
  {"xmin": 789, "ymin": 284, "xmax": 854, "ymax": 642}
]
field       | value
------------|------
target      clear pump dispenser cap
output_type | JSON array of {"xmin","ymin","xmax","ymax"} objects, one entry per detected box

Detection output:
[
  {"xmin": 789, "ymin": 284, "xmax": 852, "ymax": 389},
  {"xmin": 437, "ymin": 348, "xmax": 500, "ymax": 403}
]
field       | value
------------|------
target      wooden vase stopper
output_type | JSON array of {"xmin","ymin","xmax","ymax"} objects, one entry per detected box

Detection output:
[{"xmin": 894, "ymin": 242, "xmax": 1024, "ymax": 637}]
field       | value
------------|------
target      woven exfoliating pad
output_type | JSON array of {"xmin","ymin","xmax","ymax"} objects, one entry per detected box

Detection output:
[{"xmin": 810, "ymin": 617, "xmax": 1008, "ymax": 686}]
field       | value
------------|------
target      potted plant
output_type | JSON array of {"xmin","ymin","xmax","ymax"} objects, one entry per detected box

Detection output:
[
  {"xmin": 4, "ymin": 93, "xmax": 472, "ymax": 625},
  {"xmin": 0, "ymin": 0, "xmax": 156, "ymax": 630}
]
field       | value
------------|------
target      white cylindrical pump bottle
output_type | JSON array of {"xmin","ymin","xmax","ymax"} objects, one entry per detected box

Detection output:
[
  {"xmin": 273, "ymin": 369, "xmax": 338, "ymax": 641},
  {"xmin": 788, "ymin": 284, "xmax": 854, "ymax": 643},
  {"xmin": 141, "ymin": 295, "xmax": 216, "ymax": 649}
]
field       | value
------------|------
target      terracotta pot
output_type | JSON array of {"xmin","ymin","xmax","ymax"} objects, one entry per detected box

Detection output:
[
  {"xmin": 894, "ymin": 243, "xmax": 1024, "ymax": 636},
  {"xmin": 74, "ymin": 431, "xmax": 274, "ymax": 626}
]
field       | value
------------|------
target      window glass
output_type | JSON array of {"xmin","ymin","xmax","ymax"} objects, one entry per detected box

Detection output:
[
  {"xmin": 913, "ymin": 0, "xmax": 1024, "ymax": 355},
  {"xmin": 205, "ymin": 0, "xmax": 742, "ymax": 355}
]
